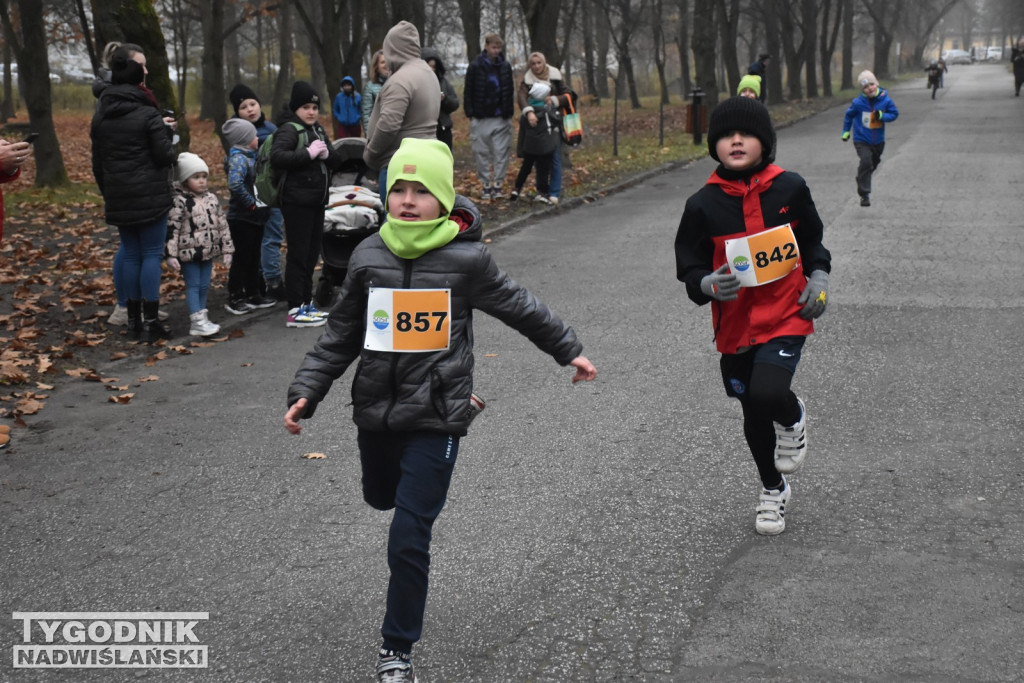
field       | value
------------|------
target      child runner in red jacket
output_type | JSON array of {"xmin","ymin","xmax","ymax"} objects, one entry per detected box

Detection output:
[{"xmin": 674, "ymin": 96, "xmax": 832, "ymax": 536}]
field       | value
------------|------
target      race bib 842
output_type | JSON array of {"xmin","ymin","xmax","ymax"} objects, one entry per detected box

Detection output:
[
  {"xmin": 364, "ymin": 288, "xmax": 451, "ymax": 352},
  {"xmin": 723, "ymin": 224, "xmax": 800, "ymax": 287}
]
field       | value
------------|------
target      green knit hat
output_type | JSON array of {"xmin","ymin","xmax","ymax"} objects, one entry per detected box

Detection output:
[
  {"xmin": 737, "ymin": 74, "xmax": 761, "ymax": 98},
  {"xmin": 385, "ymin": 138, "xmax": 456, "ymax": 215}
]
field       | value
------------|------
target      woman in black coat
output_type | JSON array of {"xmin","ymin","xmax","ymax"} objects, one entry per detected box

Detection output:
[{"xmin": 90, "ymin": 44, "xmax": 178, "ymax": 341}]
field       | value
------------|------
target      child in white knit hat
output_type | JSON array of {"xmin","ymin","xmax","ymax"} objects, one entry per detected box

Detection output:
[
  {"xmin": 511, "ymin": 81, "xmax": 560, "ymax": 204},
  {"xmin": 166, "ymin": 152, "xmax": 234, "ymax": 336}
]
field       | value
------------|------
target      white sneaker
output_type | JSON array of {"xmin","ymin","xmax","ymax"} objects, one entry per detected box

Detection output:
[
  {"xmin": 108, "ymin": 304, "xmax": 128, "ymax": 326},
  {"xmin": 548, "ymin": 196, "xmax": 560, "ymax": 205},
  {"xmin": 755, "ymin": 476, "xmax": 790, "ymax": 536},
  {"xmin": 189, "ymin": 310, "xmax": 220, "ymax": 337},
  {"xmin": 774, "ymin": 397, "xmax": 807, "ymax": 473}
]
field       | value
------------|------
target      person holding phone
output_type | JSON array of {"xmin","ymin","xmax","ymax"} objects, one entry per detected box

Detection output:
[
  {"xmin": 91, "ymin": 43, "xmax": 178, "ymax": 341},
  {"xmin": 0, "ymin": 132, "xmax": 34, "ymax": 243}
]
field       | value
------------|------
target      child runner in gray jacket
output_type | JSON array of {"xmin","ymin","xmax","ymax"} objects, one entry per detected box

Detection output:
[{"xmin": 285, "ymin": 138, "xmax": 597, "ymax": 683}]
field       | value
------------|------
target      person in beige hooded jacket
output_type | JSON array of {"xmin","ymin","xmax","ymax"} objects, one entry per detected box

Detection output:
[{"xmin": 363, "ymin": 21, "xmax": 441, "ymax": 194}]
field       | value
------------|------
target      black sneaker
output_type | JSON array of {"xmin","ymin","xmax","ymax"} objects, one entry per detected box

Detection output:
[
  {"xmin": 376, "ymin": 649, "xmax": 415, "ymax": 682},
  {"xmin": 860, "ymin": 196, "xmax": 871, "ymax": 207},
  {"xmin": 248, "ymin": 295, "xmax": 277, "ymax": 309},
  {"xmin": 225, "ymin": 298, "xmax": 254, "ymax": 315}
]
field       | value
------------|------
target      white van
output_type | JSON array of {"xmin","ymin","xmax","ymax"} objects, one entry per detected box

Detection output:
[{"xmin": 985, "ymin": 47, "xmax": 1003, "ymax": 61}]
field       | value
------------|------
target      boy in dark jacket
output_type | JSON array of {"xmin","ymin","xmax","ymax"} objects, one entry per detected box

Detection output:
[
  {"xmin": 285, "ymin": 138, "xmax": 597, "ymax": 682},
  {"xmin": 463, "ymin": 33, "xmax": 516, "ymax": 200},
  {"xmin": 674, "ymin": 96, "xmax": 831, "ymax": 536},
  {"xmin": 271, "ymin": 81, "xmax": 344, "ymax": 327}
]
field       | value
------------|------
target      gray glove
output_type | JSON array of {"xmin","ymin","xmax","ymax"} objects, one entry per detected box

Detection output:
[
  {"xmin": 798, "ymin": 270, "xmax": 829, "ymax": 319},
  {"xmin": 700, "ymin": 263, "xmax": 741, "ymax": 301}
]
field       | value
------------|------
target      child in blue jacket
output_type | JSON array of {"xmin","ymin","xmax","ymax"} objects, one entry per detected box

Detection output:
[
  {"xmin": 332, "ymin": 76, "xmax": 363, "ymax": 139},
  {"xmin": 841, "ymin": 70, "xmax": 898, "ymax": 207}
]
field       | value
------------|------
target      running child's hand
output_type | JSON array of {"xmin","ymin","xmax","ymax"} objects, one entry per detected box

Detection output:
[
  {"xmin": 285, "ymin": 398, "xmax": 308, "ymax": 434},
  {"xmin": 569, "ymin": 356, "xmax": 597, "ymax": 383},
  {"xmin": 700, "ymin": 264, "xmax": 741, "ymax": 301},
  {"xmin": 798, "ymin": 270, "xmax": 829, "ymax": 319}
]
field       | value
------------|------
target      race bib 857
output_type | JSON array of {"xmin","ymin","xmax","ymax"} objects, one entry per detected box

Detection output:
[
  {"xmin": 365, "ymin": 288, "xmax": 451, "ymax": 352},
  {"xmin": 724, "ymin": 224, "xmax": 800, "ymax": 287}
]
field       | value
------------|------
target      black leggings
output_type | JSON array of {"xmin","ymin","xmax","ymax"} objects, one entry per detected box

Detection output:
[
  {"xmin": 736, "ymin": 363, "xmax": 802, "ymax": 490},
  {"xmin": 226, "ymin": 219, "xmax": 265, "ymax": 299},
  {"xmin": 280, "ymin": 204, "xmax": 325, "ymax": 309}
]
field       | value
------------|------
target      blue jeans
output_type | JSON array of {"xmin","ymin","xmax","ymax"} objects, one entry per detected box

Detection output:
[
  {"xmin": 550, "ymin": 143, "xmax": 563, "ymax": 198},
  {"xmin": 114, "ymin": 244, "xmax": 125, "ymax": 307},
  {"xmin": 180, "ymin": 259, "xmax": 213, "ymax": 314},
  {"xmin": 357, "ymin": 430, "xmax": 460, "ymax": 654},
  {"xmin": 118, "ymin": 215, "xmax": 167, "ymax": 301},
  {"xmin": 378, "ymin": 167, "xmax": 388, "ymax": 202},
  {"xmin": 261, "ymin": 208, "xmax": 284, "ymax": 282}
]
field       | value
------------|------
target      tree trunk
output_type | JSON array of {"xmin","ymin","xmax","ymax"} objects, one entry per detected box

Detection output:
[
  {"xmin": 272, "ymin": 3, "xmax": 293, "ymax": 116},
  {"xmin": 819, "ymin": 0, "xmax": 841, "ymax": 97},
  {"xmin": 715, "ymin": 0, "xmax": 741, "ymax": 94},
  {"xmin": 653, "ymin": 0, "xmax": 670, "ymax": 104},
  {"xmin": 674, "ymin": 0, "xmax": 691, "ymax": 99},
  {"xmin": 840, "ymin": 0, "xmax": 853, "ymax": 90},
  {"xmin": 390, "ymin": 0, "xmax": 426, "ymax": 35},
  {"xmin": 596, "ymin": 3, "xmax": 611, "ymax": 98},
  {"xmin": 456, "ymin": 0, "xmax": 483, "ymax": 61},
  {"xmin": 691, "ymin": 0, "xmax": 718, "ymax": 106},
  {"xmin": 581, "ymin": 1, "xmax": 600, "ymax": 101},
  {"xmin": 1, "ymin": 39, "xmax": 14, "ymax": 121},
  {"xmin": 0, "ymin": 0, "xmax": 68, "ymax": 186},
  {"xmin": 200, "ymin": 0, "xmax": 225, "ymax": 128},
  {"xmin": 520, "ymin": 0, "xmax": 563, "ymax": 65},
  {"xmin": 803, "ymin": 0, "xmax": 818, "ymax": 98}
]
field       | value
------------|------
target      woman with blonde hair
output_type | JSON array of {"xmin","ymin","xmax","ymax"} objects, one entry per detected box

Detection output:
[
  {"xmin": 516, "ymin": 51, "xmax": 572, "ymax": 204},
  {"xmin": 362, "ymin": 49, "xmax": 390, "ymax": 134}
]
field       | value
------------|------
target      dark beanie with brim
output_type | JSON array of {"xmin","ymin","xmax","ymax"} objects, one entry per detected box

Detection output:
[
  {"xmin": 707, "ymin": 96, "xmax": 775, "ymax": 163},
  {"xmin": 289, "ymin": 81, "xmax": 321, "ymax": 113},
  {"xmin": 229, "ymin": 84, "xmax": 260, "ymax": 114}
]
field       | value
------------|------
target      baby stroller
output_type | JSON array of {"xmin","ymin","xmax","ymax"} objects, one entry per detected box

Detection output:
[{"xmin": 316, "ymin": 138, "xmax": 384, "ymax": 308}]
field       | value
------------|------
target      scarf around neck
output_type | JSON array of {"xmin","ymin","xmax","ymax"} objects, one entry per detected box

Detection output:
[{"xmin": 379, "ymin": 215, "xmax": 459, "ymax": 260}]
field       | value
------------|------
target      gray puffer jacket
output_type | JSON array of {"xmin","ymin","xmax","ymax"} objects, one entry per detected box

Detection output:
[{"xmin": 287, "ymin": 196, "xmax": 583, "ymax": 436}]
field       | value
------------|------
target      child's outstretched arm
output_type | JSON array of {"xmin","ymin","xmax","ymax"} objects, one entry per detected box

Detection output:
[
  {"xmin": 570, "ymin": 356, "xmax": 597, "ymax": 383},
  {"xmin": 284, "ymin": 398, "xmax": 308, "ymax": 434}
]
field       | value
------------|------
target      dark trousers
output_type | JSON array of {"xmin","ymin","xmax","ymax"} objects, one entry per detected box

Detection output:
[
  {"xmin": 357, "ymin": 430, "xmax": 460, "ymax": 655},
  {"xmin": 721, "ymin": 337, "xmax": 805, "ymax": 490},
  {"xmin": 854, "ymin": 141, "xmax": 884, "ymax": 198},
  {"xmin": 226, "ymin": 218, "xmax": 265, "ymax": 299},
  {"xmin": 280, "ymin": 204, "xmax": 325, "ymax": 308},
  {"xmin": 514, "ymin": 153, "xmax": 553, "ymax": 195}
]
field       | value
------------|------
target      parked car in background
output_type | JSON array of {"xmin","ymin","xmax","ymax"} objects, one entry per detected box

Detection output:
[
  {"xmin": 942, "ymin": 49, "xmax": 972, "ymax": 65},
  {"xmin": 985, "ymin": 47, "xmax": 1003, "ymax": 61}
]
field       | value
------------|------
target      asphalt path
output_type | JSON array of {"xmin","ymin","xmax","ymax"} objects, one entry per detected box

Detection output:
[{"xmin": 2, "ymin": 63, "xmax": 1022, "ymax": 682}]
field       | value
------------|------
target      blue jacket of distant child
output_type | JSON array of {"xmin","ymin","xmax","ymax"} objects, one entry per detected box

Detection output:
[
  {"xmin": 333, "ymin": 77, "xmax": 363, "ymax": 126},
  {"xmin": 843, "ymin": 89, "xmax": 898, "ymax": 146},
  {"xmin": 224, "ymin": 147, "xmax": 270, "ymax": 226}
]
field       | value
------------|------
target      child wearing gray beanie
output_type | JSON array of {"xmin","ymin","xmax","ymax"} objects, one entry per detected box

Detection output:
[
  {"xmin": 222, "ymin": 118, "xmax": 274, "ymax": 315},
  {"xmin": 222, "ymin": 118, "xmax": 258, "ymax": 150}
]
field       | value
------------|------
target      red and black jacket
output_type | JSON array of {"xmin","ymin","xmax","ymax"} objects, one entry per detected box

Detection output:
[{"xmin": 674, "ymin": 163, "xmax": 832, "ymax": 354}]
